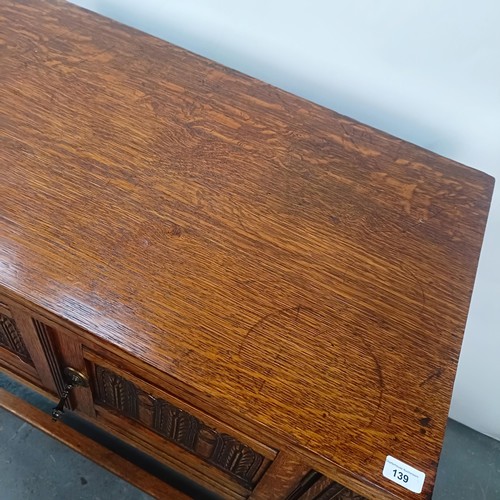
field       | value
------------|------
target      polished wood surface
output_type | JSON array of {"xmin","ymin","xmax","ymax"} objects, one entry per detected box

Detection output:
[
  {"xmin": 0, "ymin": 388, "xmax": 190, "ymax": 500},
  {"xmin": 0, "ymin": 0, "xmax": 494, "ymax": 497}
]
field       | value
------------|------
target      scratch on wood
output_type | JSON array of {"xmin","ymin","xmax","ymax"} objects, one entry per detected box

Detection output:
[
  {"xmin": 400, "ymin": 207, "xmax": 445, "ymax": 235},
  {"xmin": 419, "ymin": 367, "xmax": 444, "ymax": 387},
  {"xmin": 295, "ymin": 305, "xmax": 301, "ymax": 321},
  {"xmin": 257, "ymin": 379, "xmax": 266, "ymax": 394},
  {"xmin": 354, "ymin": 329, "xmax": 384, "ymax": 429},
  {"xmin": 238, "ymin": 305, "xmax": 312, "ymax": 356},
  {"xmin": 400, "ymin": 262, "xmax": 427, "ymax": 315}
]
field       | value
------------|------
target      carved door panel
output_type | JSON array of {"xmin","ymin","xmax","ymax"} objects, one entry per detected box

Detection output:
[
  {"xmin": 80, "ymin": 348, "xmax": 276, "ymax": 498},
  {"xmin": 0, "ymin": 297, "xmax": 59, "ymax": 394},
  {"xmin": 0, "ymin": 300, "xmax": 38, "ymax": 382},
  {"xmin": 0, "ymin": 307, "xmax": 33, "ymax": 365}
]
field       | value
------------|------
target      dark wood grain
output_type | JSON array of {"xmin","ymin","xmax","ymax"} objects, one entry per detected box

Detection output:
[{"xmin": 0, "ymin": 0, "xmax": 494, "ymax": 498}]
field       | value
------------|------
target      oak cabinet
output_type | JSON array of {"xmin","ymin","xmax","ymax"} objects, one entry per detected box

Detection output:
[
  {"xmin": 0, "ymin": 0, "xmax": 494, "ymax": 498},
  {"xmin": 0, "ymin": 300, "xmax": 367, "ymax": 499}
]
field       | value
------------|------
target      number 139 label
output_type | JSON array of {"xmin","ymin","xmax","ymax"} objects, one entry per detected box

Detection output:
[{"xmin": 383, "ymin": 455, "xmax": 425, "ymax": 493}]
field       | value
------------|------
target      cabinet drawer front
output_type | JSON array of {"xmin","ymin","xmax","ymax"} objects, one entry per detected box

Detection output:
[{"xmin": 83, "ymin": 349, "xmax": 274, "ymax": 490}]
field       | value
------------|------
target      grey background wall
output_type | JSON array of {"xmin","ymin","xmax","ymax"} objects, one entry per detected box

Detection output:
[{"xmin": 70, "ymin": 0, "xmax": 500, "ymax": 440}]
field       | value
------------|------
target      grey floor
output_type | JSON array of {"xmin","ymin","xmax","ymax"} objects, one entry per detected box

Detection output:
[{"xmin": 1, "ymin": 373, "xmax": 499, "ymax": 499}]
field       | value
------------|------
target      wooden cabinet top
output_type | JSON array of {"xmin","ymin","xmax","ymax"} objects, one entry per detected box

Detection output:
[{"xmin": 0, "ymin": 0, "xmax": 494, "ymax": 497}]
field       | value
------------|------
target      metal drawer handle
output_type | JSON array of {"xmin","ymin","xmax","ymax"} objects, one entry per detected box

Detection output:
[{"xmin": 52, "ymin": 367, "xmax": 89, "ymax": 422}]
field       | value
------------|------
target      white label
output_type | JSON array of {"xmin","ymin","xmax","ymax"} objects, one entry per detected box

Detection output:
[{"xmin": 383, "ymin": 455, "xmax": 425, "ymax": 493}]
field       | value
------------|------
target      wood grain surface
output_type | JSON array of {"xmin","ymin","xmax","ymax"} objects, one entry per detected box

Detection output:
[{"xmin": 0, "ymin": 0, "xmax": 494, "ymax": 497}]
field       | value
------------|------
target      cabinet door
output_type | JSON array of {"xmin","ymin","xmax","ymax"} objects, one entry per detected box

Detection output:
[
  {"xmin": 0, "ymin": 298, "xmax": 59, "ymax": 395},
  {"xmin": 0, "ymin": 301, "xmax": 37, "ymax": 382}
]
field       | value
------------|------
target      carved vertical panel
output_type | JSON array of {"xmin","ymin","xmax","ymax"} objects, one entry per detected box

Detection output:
[
  {"xmin": 154, "ymin": 399, "xmax": 201, "ymax": 449},
  {"xmin": 0, "ymin": 313, "xmax": 34, "ymax": 366},
  {"xmin": 211, "ymin": 433, "xmax": 265, "ymax": 484},
  {"xmin": 91, "ymin": 364, "xmax": 269, "ymax": 487},
  {"xmin": 95, "ymin": 365, "xmax": 139, "ymax": 419},
  {"xmin": 32, "ymin": 319, "xmax": 68, "ymax": 404}
]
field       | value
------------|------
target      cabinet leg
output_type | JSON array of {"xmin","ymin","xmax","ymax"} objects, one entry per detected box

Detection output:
[{"xmin": 250, "ymin": 451, "xmax": 310, "ymax": 500}]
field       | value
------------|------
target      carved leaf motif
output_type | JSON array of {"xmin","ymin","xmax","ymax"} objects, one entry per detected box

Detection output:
[
  {"xmin": 211, "ymin": 434, "xmax": 264, "ymax": 483},
  {"xmin": 0, "ymin": 313, "xmax": 33, "ymax": 365},
  {"xmin": 95, "ymin": 366, "xmax": 138, "ymax": 419},
  {"xmin": 154, "ymin": 399, "xmax": 200, "ymax": 449},
  {"xmin": 92, "ymin": 364, "xmax": 267, "ymax": 486}
]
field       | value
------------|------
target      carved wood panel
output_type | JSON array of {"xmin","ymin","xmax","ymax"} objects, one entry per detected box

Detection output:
[
  {"xmin": 92, "ymin": 364, "xmax": 267, "ymax": 487},
  {"xmin": 0, "ymin": 313, "xmax": 34, "ymax": 366},
  {"xmin": 33, "ymin": 319, "xmax": 72, "ymax": 408},
  {"xmin": 286, "ymin": 471, "xmax": 366, "ymax": 500},
  {"xmin": 95, "ymin": 365, "xmax": 139, "ymax": 418}
]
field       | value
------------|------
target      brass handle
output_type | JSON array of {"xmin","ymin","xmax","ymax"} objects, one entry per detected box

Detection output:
[{"xmin": 52, "ymin": 367, "xmax": 89, "ymax": 422}]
